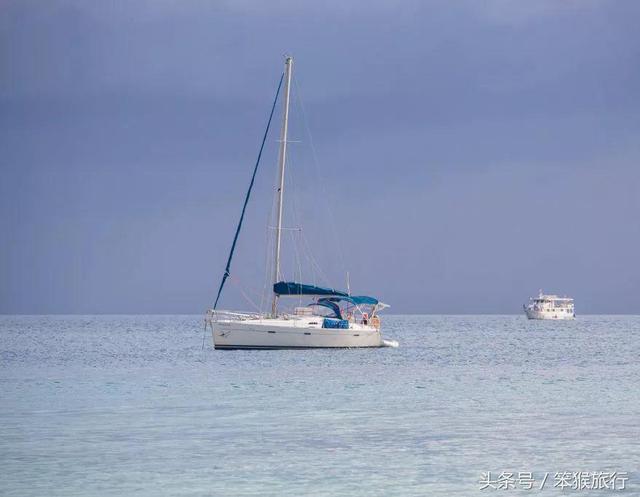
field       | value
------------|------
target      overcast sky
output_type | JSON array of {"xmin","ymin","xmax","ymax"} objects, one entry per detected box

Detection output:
[{"xmin": 1, "ymin": 0, "xmax": 639, "ymax": 314}]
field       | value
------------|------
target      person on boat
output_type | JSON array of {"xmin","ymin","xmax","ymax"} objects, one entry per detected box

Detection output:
[
  {"xmin": 370, "ymin": 315, "xmax": 380, "ymax": 329},
  {"xmin": 362, "ymin": 313, "xmax": 368, "ymax": 325}
]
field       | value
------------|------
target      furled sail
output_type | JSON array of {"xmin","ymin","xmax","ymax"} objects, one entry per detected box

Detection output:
[{"xmin": 273, "ymin": 281, "xmax": 349, "ymax": 297}]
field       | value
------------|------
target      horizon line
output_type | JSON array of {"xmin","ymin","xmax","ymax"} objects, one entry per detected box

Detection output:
[{"xmin": 1, "ymin": 312, "xmax": 639, "ymax": 317}]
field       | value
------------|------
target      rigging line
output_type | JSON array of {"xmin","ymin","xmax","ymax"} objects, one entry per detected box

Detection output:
[
  {"xmin": 261, "ymin": 155, "xmax": 281, "ymax": 311},
  {"xmin": 286, "ymin": 126, "xmax": 320, "ymax": 289},
  {"xmin": 286, "ymin": 144, "xmax": 305, "ymax": 291},
  {"xmin": 229, "ymin": 275, "xmax": 262, "ymax": 313},
  {"xmin": 290, "ymin": 148, "xmax": 326, "ymax": 289},
  {"xmin": 261, "ymin": 151, "xmax": 281, "ymax": 313},
  {"xmin": 288, "ymin": 145, "xmax": 312, "ymax": 301},
  {"xmin": 287, "ymin": 80, "xmax": 314, "ymax": 287},
  {"xmin": 294, "ymin": 76, "xmax": 347, "ymax": 278},
  {"xmin": 289, "ymin": 228, "xmax": 303, "ymax": 307},
  {"xmin": 259, "ymin": 221, "xmax": 272, "ymax": 313},
  {"xmin": 299, "ymin": 228, "xmax": 331, "ymax": 287},
  {"xmin": 213, "ymin": 72, "xmax": 284, "ymax": 310},
  {"xmin": 260, "ymin": 171, "xmax": 277, "ymax": 313}
]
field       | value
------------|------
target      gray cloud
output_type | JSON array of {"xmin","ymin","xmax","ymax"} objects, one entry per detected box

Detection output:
[{"xmin": 1, "ymin": 0, "xmax": 639, "ymax": 313}]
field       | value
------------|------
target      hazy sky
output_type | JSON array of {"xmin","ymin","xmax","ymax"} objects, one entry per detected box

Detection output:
[{"xmin": 1, "ymin": 0, "xmax": 639, "ymax": 314}]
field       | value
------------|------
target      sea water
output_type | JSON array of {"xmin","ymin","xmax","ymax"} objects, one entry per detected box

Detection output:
[{"xmin": 1, "ymin": 315, "xmax": 638, "ymax": 496}]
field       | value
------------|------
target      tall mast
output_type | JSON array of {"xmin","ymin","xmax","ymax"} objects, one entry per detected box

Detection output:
[{"xmin": 272, "ymin": 56, "xmax": 293, "ymax": 316}]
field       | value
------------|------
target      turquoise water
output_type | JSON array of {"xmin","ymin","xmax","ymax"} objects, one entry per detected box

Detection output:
[{"xmin": 1, "ymin": 315, "xmax": 639, "ymax": 496}]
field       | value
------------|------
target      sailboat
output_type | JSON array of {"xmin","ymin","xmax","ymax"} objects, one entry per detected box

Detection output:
[{"xmin": 205, "ymin": 56, "xmax": 398, "ymax": 350}]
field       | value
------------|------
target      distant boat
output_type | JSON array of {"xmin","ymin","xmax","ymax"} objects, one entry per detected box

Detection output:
[
  {"xmin": 205, "ymin": 56, "xmax": 398, "ymax": 350},
  {"xmin": 523, "ymin": 290, "xmax": 575, "ymax": 320}
]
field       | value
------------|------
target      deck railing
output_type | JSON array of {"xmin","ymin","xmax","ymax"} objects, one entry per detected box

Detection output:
[{"xmin": 205, "ymin": 309, "xmax": 264, "ymax": 325}]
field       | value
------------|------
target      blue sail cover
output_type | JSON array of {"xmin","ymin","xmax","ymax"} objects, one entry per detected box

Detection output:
[
  {"xmin": 321, "ymin": 295, "xmax": 379, "ymax": 306},
  {"xmin": 273, "ymin": 281, "xmax": 349, "ymax": 297}
]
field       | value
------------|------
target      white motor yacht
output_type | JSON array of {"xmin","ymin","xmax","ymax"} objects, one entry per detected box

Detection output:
[{"xmin": 524, "ymin": 291, "xmax": 575, "ymax": 320}]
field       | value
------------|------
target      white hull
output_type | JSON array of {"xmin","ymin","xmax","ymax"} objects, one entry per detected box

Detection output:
[
  {"xmin": 524, "ymin": 308, "xmax": 575, "ymax": 320},
  {"xmin": 524, "ymin": 291, "xmax": 575, "ymax": 320},
  {"xmin": 212, "ymin": 316, "xmax": 387, "ymax": 349}
]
